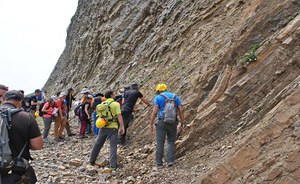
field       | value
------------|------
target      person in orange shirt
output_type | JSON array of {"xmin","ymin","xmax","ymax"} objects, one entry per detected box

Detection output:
[{"xmin": 54, "ymin": 92, "xmax": 67, "ymax": 141}]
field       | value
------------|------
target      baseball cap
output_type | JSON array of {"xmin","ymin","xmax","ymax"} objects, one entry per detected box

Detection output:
[
  {"xmin": 4, "ymin": 90, "xmax": 24, "ymax": 101},
  {"xmin": 35, "ymin": 89, "xmax": 42, "ymax": 93}
]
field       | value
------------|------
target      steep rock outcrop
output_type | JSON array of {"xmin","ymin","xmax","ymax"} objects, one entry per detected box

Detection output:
[{"xmin": 44, "ymin": 0, "xmax": 300, "ymax": 183}]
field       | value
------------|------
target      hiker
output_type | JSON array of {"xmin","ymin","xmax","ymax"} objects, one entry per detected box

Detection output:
[
  {"xmin": 66, "ymin": 88, "xmax": 75, "ymax": 118},
  {"xmin": 89, "ymin": 90, "xmax": 125, "ymax": 170},
  {"xmin": 41, "ymin": 88, "xmax": 48, "ymax": 103},
  {"xmin": 54, "ymin": 92, "xmax": 67, "ymax": 141},
  {"xmin": 91, "ymin": 93, "xmax": 105, "ymax": 135},
  {"xmin": 29, "ymin": 89, "xmax": 42, "ymax": 117},
  {"xmin": 80, "ymin": 88, "xmax": 93, "ymax": 134},
  {"xmin": 120, "ymin": 83, "xmax": 151, "ymax": 145},
  {"xmin": 1, "ymin": 90, "xmax": 43, "ymax": 183},
  {"xmin": 149, "ymin": 84, "xmax": 185, "ymax": 168},
  {"xmin": 41, "ymin": 96, "xmax": 58, "ymax": 143},
  {"xmin": 19, "ymin": 90, "xmax": 31, "ymax": 112},
  {"xmin": 57, "ymin": 91, "xmax": 76, "ymax": 137},
  {"xmin": 0, "ymin": 84, "xmax": 8, "ymax": 105},
  {"xmin": 78, "ymin": 95, "xmax": 93, "ymax": 139}
]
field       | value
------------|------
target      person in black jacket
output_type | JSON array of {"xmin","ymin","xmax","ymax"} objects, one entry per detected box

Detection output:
[
  {"xmin": 1, "ymin": 90, "xmax": 43, "ymax": 183},
  {"xmin": 120, "ymin": 83, "xmax": 151, "ymax": 145}
]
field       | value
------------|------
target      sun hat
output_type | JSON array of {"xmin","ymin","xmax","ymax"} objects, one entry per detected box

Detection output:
[
  {"xmin": 50, "ymin": 96, "xmax": 58, "ymax": 101},
  {"xmin": 59, "ymin": 92, "xmax": 67, "ymax": 98},
  {"xmin": 81, "ymin": 88, "xmax": 90, "ymax": 94}
]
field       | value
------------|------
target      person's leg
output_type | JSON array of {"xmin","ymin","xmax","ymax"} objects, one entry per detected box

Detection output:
[
  {"xmin": 109, "ymin": 129, "xmax": 118, "ymax": 168},
  {"xmin": 79, "ymin": 118, "xmax": 87, "ymax": 137},
  {"xmin": 42, "ymin": 117, "xmax": 52, "ymax": 140},
  {"xmin": 92, "ymin": 111, "xmax": 99, "ymax": 135},
  {"xmin": 89, "ymin": 129, "xmax": 108, "ymax": 163},
  {"xmin": 54, "ymin": 117, "xmax": 61, "ymax": 140},
  {"xmin": 58, "ymin": 116, "xmax": 67, "ymax": 137},
  {"xmin": 155, "ymin": 120, "xmax": 166, "ymax": 167},
  {"xmin": 65, "ymin": 120, "xmax": 75, "ymax": 136},
  {"xmin": 120, "ymin": 112, "xmax": 132, "ymax": 144},
  {"xmin": 166, "ymin": 122, "xmax": 177, "ymax": 166}
]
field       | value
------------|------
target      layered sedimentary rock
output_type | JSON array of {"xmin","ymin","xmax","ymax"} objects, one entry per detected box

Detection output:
[{"xmin": 44, "ymin": 0, "xmax": 300, "ymax": 183}]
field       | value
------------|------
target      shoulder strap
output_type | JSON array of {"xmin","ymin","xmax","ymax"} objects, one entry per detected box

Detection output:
[
  {"xmin": 160, "ymin": 93, "xmax": 176, "ymax": 100},
  {"xmin": 160, "ymin": 93, "xmax": 169, "ymax": 100}
]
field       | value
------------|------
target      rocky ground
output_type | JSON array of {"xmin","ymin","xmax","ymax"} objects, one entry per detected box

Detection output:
[{"xmin": 32, "ymin": 116, "xmax": 209, "ymax": 184}]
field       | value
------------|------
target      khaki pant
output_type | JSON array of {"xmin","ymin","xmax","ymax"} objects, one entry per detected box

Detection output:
[{"xmin": 54, "ymin": 115, "xmax": 66, "ymax": 139}]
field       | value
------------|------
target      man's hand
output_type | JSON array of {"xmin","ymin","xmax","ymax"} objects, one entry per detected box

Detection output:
[
  {"xmin": 150, "ymin": 124, "xmax": 155, "ymax": 135},
  {"xmin": 178, "ymin": 122, "xmax": 186, "ymax": 133},
  {"xmin": 119, "ymin": 126, "xmax": 125, "ymax": 135}
]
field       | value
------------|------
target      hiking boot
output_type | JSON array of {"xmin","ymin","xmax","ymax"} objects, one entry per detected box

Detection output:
[
  {"xmin": 157, "ymin": 165, "xmax": 163, "ymax": 169},
  {"xmin": 80, "ymin": 135, "xmax": 88, "ymax": 139},
  {"xmin": 89, "ymin": 162, "xmax": 95, "ymax": 166},
  {"xmin": 68, "ymin": 133, "xmax": 76, "ymax": 137},
  {"xmin": 55, "ymin": 138, "xmax": 62, "ymax": 142},
  {"xmin": 168, "ymin": 162, "xmax": 174, "ymax": 167},
  {"xmin": 59, "ymin": 136, "xmax": 65, "ymax": 141},
  {"xmin": 43, "ymin": 138, "xmax": 48, "ymax": 143}
]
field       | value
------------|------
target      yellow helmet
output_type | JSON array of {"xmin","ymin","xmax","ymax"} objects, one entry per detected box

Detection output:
[
  {"xmin": 96, "ymin": 118, "xmax": 107, "ymax": 128},
  {"xmin": 156, "ymin": 83, "xmax": 167, "ymax": 92},
  {"xmin": 34, "ymin": 110, "xmax": 40, "ymax": 118}
]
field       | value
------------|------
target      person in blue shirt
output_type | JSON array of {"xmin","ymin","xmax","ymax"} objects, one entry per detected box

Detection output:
[{"xmin": 149, "ymin": 83, "xmax": 186, "ymax": 169}]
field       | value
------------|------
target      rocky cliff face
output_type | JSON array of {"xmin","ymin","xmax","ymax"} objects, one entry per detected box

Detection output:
[{"xmin": 44, "ymin": 0, "xmax": 300, "ymax": 183}]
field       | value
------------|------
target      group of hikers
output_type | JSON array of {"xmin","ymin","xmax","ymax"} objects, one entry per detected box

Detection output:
[{"xmin": 0, "ymin": 82, "xmax": 186, "ymax": 183}]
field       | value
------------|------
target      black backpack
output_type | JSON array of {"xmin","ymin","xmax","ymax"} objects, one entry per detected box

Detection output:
[
  {"xmin": 38, "ymin": 102, "xmax": 53, "ymax": 117},
  {"xmin": 0, "ymin": 107, "xmax": 23, "ymax": 174}
]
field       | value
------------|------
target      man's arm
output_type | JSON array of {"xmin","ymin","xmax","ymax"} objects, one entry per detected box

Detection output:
[
  {"xmin": 140, "ymin": 97, "xmax": 151, "ymax": 106},
  {"xmin": 30, "ymin": 136, "xmax": 43, "ymax": 150},
  {"xmin": 117, "ymin": 114, "xmax": 125, "ymax": 134},
  {"xmin": 178, "ymin": 105, "xmax": 186, "ymax": 127},
  {"xmin": 149, "ymin": 105, "xmax": 158, "ymax": 134}
]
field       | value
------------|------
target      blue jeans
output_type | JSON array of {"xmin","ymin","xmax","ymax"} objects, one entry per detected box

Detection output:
[
  {"xmin": 89, "ymin": 128, "xmax": 118, "ymax": 168},
  {"xmin": 155, "ymin": 119, "xmax": 177, "ymax": 166},
  {"xmin": 92, "ymin": 112, "xmax": 99, "ymax": 135}
]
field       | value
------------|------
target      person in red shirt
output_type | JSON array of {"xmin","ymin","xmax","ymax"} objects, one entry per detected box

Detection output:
[
  {"xmin": 41, "ymin": 96, "xmax": 57, "ymax": 143},
  {"xmin": 54, "ymin": 92, "xmax": 67, "ymax": 141}
]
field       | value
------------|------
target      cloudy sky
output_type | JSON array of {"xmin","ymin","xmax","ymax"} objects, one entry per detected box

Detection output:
[{"xmin": 0, "ymin": 0, "xmax": 78, "ymax": 94}]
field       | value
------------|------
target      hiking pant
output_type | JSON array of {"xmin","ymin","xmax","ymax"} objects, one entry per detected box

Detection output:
[
  {"xmin": 54, "ymin": 115, "xmax": 66, "ymax": 139},
  {"xmin": 79, "ymin": 117, "xmax": 89, "ymax": 136},
  {"xmin": 42, "ymin": 117, "xmax": 52, "ymax": 139},
  {"xmin": 119, "ymin": 111, "xmax": 132, "ymax": 144},
  {"xmin": 65, "ymin": 120, "xmax": 73, "ymax": 135},
  {"xmin": 89, "ymin": 128, "xmax": 118, "ymax": 168},
  {"xmin": 155, "ymin": 119, "xmax": 177, "ymax": 166}
]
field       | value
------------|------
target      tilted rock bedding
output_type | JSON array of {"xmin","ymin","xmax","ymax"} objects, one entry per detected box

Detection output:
[{"xmin": 41, "ymin": 0, "xmax": 300, "ymax": 183}]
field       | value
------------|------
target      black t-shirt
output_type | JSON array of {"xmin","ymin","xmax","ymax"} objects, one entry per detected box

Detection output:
[
  {"xmin": 29, "ymin": 95, "xmax": 38, "ymax": 110},
  {"xmin": 92, "ymin": 97, "xmax": 102, "ymax": 111},
  {"xmin": 121, "ymin": 89, "xmax": 143, "ymax": 112},
  {"xmin": 66, "ymin": 93, "xmax": 75, "ymax": 110},
  {"xmin": 2, "ymin": 103, "xmax": 41, "ymax": 160}
]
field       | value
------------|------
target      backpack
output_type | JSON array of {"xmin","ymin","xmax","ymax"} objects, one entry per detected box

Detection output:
[
  {"xmin": 22, "ymin": 97, "xmax": 31, "ymax": 112},
  {"xmin": 160, "ymin": 93, "xmax": 177, "ymax": 124},
  {"xmin": 96, "ymin": 101, "xmax": 117, "ymax": 125},
  {"xmin": 38, "ymin": 102, "xmax": 53, "ymax": 117},
  {"xmin": 74, "ymin": 103, "xmax": 82, "ymax": 116},
  {"xmin": 0, "ymin": 107, "xmax": 22, "ymax": 174}
]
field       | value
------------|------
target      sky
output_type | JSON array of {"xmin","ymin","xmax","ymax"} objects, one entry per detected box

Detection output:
[{"xmin": 0, "ymin": 0, "xmax": 78, "ymax": 94}]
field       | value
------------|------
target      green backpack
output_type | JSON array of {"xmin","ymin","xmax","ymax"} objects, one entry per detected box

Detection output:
[{"xmin": 96, "ymin": 101, "xmax": 117, "ymax": 123}]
